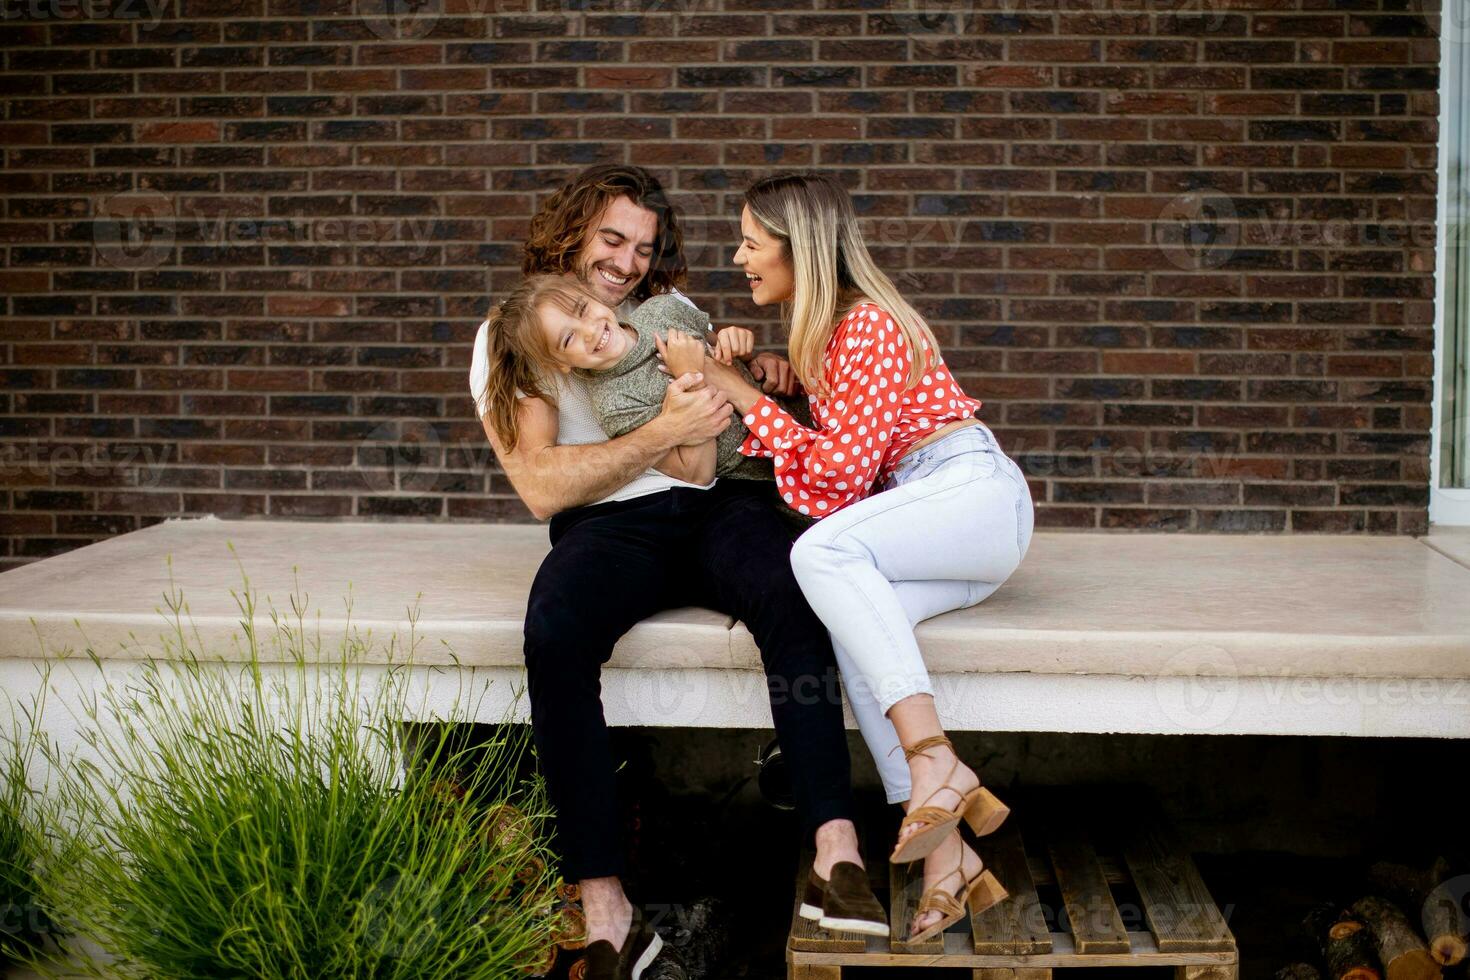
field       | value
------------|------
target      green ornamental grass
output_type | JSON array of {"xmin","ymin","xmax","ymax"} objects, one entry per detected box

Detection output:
[
  {"xmin": 1, "ymin": 733, "xmax": 56, "ymax": 969},
  {"xmin": 30, "ymin": 550, "xmax": 574, "ymax": 980}
]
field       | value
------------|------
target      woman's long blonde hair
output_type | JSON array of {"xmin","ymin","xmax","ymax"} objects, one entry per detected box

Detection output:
[
  {"xmin": 743, "ymin": 172, "xmax": 941, "ymax": 398},
  {"xmin": 479, "ymin": 274, "xmax": 601, "ymax": 453}
]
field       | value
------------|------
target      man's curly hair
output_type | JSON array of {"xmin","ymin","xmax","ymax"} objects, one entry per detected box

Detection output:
[{"xmin": 521, "ymin": 164, "xmax": 687, "ymax": 303}]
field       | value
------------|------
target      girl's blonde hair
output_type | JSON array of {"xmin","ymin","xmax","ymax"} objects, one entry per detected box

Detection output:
[
  {"xmin": 743, "ymin": 172, "xmax": 941, "ymax": 397},
  {"xmin": 479, "ymin": 274, "xmax": 601, "ymax": 452}
]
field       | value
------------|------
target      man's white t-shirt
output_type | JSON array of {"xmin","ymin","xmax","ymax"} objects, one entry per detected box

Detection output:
[{"xmin": 469, "ymin": 288, "xmax": 716, "ymax": 508}]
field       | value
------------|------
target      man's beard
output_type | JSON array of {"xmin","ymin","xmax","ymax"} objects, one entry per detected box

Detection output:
[{"xmin": 581, "ymin": 260, "xmax": 638, "ymax": 306}]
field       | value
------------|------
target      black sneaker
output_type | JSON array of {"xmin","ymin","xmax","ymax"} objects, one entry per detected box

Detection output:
[{"xmin": 577, "ymin": 903, "xmax": 664, "ymax": 980}]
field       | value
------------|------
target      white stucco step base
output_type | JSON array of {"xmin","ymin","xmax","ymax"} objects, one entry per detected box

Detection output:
[{"xmin": 4, "ymin": 659, "xmax": 1464, "ymax": 742}]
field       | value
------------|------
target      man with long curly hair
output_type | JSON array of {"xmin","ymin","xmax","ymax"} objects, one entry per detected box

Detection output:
[{"xmin": 470, "ymin": 166, "xmax": 884, "ymax": 979}]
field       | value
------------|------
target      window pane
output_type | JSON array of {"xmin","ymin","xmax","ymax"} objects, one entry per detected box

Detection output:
[{"xmin": 1442, "ymin": 28, "xmax": 1469, "ymax": 487}]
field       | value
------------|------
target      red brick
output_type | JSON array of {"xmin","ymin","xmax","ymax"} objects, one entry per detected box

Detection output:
[
  {"xmin": 137, "ymin": 122, "xmax": 220, "ymax": 143},
  {"xmin": 585, "ymin": 67, "xmax": 671, "ymax": 89}
]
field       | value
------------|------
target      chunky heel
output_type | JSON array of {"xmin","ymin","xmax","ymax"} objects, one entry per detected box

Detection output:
[
  {"xmin": 965, "ymin": 869, "xmax": 1009, "ymax": 917},
  {"xmin": 962, "ymin": 786, "xmax": 1010, "ymax": 838}
]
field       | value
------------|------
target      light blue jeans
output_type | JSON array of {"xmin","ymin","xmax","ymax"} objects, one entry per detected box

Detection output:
[{"xmin": 788, "ymin": 423, "xmax": 1035, "ymax": 804}]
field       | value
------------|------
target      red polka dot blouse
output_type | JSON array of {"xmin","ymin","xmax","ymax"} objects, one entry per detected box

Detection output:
[{"xmin": 738, "ymin": 302, "xmax": 984, "ymax": 518}]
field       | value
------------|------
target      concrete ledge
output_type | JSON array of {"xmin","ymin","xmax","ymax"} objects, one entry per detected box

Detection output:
[
  {"xmin": 3, "ymin": 516, "xmax": 1469, "ymax": 737},
  {"xmin": 1424, "ymin": 525, "xmax": 1470, "ymax": 570}
]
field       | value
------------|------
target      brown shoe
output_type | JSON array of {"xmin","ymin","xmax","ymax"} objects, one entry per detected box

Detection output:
[
  {"xmin": 576, "ymin": 904, "xmax": 664, "ymax": 980},
  {"xmin": 799, "ymin": 867, "xmax": 826, "ymax": 922},
  {"xmin": 804, "ymin": 861, "xmax": 888, "ymax": 937}
]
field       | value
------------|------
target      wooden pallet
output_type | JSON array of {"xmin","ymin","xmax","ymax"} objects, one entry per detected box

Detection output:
[{"xmin": 788, "ymin": 789, "xmax": 1237, "ymax": 978}]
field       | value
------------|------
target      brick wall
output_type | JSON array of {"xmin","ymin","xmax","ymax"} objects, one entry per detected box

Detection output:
[{"xmin": 0, "ymin": 0, "xmax": 1444, "ymax": 569}]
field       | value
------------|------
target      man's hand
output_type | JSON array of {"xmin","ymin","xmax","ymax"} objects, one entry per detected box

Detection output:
[
  {"xmin": 660, "ymin": 371, "xmax": 733, "ymax": 447},
  {"xmin": 712, "ymin": 326, "xmax": 755, "ymax": 365},
  {"xmin": 657, "ymin": 331, "xmax": 707, "ymax": 380},
  {"xmin": 747, "ymin": 351, "xmax": 798, "ymax": 397}
]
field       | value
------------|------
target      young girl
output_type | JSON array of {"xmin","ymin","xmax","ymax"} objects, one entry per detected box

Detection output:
[
  {"xmin": 479, "ymin": 274, "xmax": 814, "ymax": 501},
  {"xmin": 691, "ymin": 173, "xmax": 1036, "ymax": 942}
]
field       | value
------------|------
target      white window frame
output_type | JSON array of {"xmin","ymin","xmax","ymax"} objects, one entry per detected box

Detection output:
[{"xmin": 1431, "ymin": 24, "xmax": 1470, "ymax": 525}]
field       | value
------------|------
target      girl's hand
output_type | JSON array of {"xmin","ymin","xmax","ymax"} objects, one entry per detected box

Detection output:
[
  {"xmin": 712, "ymin": 326, "xmax": 755, "ymax": 365},
  {"xmin": 698, "ymin": 354, "xmax": 763, "ymax": 416},
  {"xmin": 655, "ymin": 331, "xmax": 707, "ymax": 380}
]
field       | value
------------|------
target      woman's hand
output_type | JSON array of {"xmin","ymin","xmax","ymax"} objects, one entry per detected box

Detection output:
[
  {"xmin": 747, "ymin": 351, "xmax": 798, "ymax": 396},
  {"xmin": 712, "ymin": 326, "xmax": 754, "ymax": 365},
  {"xmin": 657, "ymin": 331, "xmax": 706, "ymax": 380},
  {"xmin": 697, "ymin": 354, "xmax": 763, "ymax": 416}
]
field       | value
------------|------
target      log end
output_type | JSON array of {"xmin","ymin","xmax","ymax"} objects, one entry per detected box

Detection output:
[
  {"xmin": 1429, "ymin": 934, "xmax": 1467, "ymax": 968},
  {"xmin": 1388, "ymin": 949, "xmax": 1444, "ymax": 980}
]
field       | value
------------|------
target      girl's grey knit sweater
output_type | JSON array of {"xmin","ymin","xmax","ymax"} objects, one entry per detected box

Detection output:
[{"xmin": 575, "ymin": 293, "xmax": 811, "ymax": 483}]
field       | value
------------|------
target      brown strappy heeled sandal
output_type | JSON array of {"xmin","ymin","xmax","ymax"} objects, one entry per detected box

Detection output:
[
  {"xmin": 907, "ymin": 834, "xmax": 1009, "ymax": 944},
  {"xmin": 889, "ymin": 734, "xmax": 1009, "ymax": 864}
]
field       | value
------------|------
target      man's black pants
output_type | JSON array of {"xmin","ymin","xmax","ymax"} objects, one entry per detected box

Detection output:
[{"xmin": 523, "ymin": 479, "xmax": 856, "ymax": 881}]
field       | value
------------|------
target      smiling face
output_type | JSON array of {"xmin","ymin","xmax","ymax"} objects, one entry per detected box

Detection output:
[
  {"xmin": 536, "ymin": 291, "xmax": 635, "ymax": 373},
  {"xmin": 576, "ymin": 195, "xmax": 658, "ymax": 309},
  {"xmin": 734, "ymin": 204, "xmax": 796, "ymax": 306}
]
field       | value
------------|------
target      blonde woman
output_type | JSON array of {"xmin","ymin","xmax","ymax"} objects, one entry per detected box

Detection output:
[{"xmin": 682, "ymin": 173, "xmax": 1035, "ymax": 942}]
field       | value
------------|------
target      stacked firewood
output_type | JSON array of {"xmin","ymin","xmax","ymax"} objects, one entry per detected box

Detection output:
[{"xmin": 1279, "ymin": 857, "xmax": 1468, "ymax": 980}]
